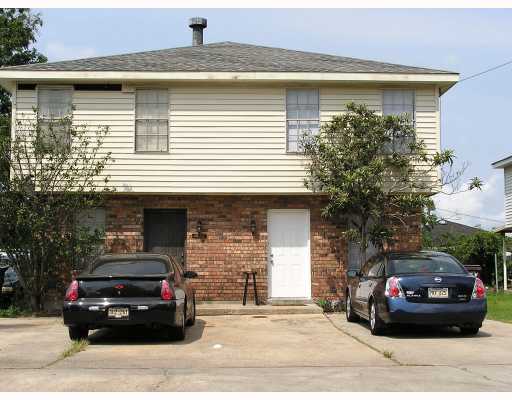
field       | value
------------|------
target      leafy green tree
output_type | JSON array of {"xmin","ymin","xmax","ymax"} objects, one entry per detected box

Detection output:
[
  {"xmin": 425, "ymin": 229, "xmax": 509, "ymax": 285},
  {"xmin": 0, "ymin": 112, "xmax": 113, "ymax": 312},
  {"xmin": 302, "ymin": 102, "xmax": 481, "ymax": 269},
  {"xmin": 0, "ymin": 9, "xmax": 47, "ymax": 186},
  {"xmin": 0, "ymin": 9, "xmax": 46, "ymax": 113}
]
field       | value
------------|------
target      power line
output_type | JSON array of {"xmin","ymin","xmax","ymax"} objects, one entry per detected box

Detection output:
[
  {"xmin": 435, "ymin": 208, "xmax": 504, "ymax": 224},
  {"xmin": 458, "ymin": 59, "xmax": 512, "ymax": 83}
]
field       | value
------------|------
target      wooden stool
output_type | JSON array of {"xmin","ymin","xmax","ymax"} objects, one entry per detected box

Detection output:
[{"xmin": 242, "ymin": 271, "xmax": 259, "ymax": 306}]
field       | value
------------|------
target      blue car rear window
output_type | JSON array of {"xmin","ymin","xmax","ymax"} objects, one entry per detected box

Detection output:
[
  {"xmin": 388, "ymin": 255, "xmax": 466, "ymax": 275},
  {"xmin": 91, "ymin": 260, "xmax": 168, "ymax": 275}
]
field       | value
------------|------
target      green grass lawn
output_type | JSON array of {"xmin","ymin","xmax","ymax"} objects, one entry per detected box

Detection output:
[{"xmin": 487, "ymin": 291, "xmax": 512, "ymax": 324}]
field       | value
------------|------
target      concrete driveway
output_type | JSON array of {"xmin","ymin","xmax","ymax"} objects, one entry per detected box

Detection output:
[{"xmin": 1, "ymin": 314, "xmax": 512, "ymax": 391}]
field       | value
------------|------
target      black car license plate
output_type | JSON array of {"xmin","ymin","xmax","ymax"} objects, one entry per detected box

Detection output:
[{"xmin": 108, "ymin": 307, "xmax": 129, "ymax": 319}]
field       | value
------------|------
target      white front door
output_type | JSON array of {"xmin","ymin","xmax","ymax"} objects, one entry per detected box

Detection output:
[{"xmin": 268, "ymin": 209, "xmax": 311, "ymax": 299}]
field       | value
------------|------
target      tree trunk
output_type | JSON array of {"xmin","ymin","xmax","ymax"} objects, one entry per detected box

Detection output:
[
  {"xmin": 29, "ymin": 293, "xmax": 42, "ymax": 313},
  {"xmin": 359, "ymin": 221, "xmax": 368, "ymax": 270}
]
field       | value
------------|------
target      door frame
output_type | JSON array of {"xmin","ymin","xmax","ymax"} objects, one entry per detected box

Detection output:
[
  {"xmin": 267, "ymin": 209, "xmax": 311, "ymax": 300},
  {"xmin": 143, "ymin": 208, "xmax": 188, "ymax": 265}
]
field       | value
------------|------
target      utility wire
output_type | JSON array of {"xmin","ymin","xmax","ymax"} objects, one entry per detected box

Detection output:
[
  {"xmin": 435, "ymin": 208, "xmax": 504, "ymax": 224},
  {"xmin": 458, "ymin": 59, "xmax": 512, "ymax": 83}
]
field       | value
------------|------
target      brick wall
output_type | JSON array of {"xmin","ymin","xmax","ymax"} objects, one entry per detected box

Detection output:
[{"xmin": 104, "ymin": 194, "xmax": 421, "ymax": 302}]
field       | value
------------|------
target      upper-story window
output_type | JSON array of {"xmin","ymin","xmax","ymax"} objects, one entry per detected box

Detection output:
[
  {"xmin": 37, "ymin": 86, "xmax": 73, "ymax": 147},
  {"xmin": 135, "ymin": 89, "xmax": 169, "ymax": 152},
  {"xmin": 382, "ymin": 89, "xmax": 415, "ymax": 152},
  {"xmin": 286, "ymin": 89, "xmax": 319, "ymax": 153}
]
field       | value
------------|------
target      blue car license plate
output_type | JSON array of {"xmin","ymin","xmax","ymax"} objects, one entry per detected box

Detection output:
[{"xmin": 428, "ymin": 288, "xmax": 449, "ymax": 299}]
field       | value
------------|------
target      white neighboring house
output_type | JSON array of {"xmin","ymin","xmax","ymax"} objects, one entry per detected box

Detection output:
[
  {"xmin": 0, "ymin": 18, "xmax": 460, "ymax": 303},
  {"xmin": 492, "ymin": 155, "xmax": 512, "ymax": 290}
]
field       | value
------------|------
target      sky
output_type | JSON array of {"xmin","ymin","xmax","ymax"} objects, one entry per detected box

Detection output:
[{"xmin": 32, "ymin": 8, "xmax": 512, "ymax": 229}]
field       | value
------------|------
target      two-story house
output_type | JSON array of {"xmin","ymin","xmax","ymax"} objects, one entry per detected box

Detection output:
[
  {"xmin": 492, "ymin": 155, "xmax": 512, "ymax": 290},
  {"xmin": 0, "ymin": 18, "xmax": 459, "ymax": 303}
]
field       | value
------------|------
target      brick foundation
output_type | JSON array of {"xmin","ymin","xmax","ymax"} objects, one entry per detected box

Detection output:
[{"xmin": 104, "ymin": 194, "xmax": 421, "ymax": 302}]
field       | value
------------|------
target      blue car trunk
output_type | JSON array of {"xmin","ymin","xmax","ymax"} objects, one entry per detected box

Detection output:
[{"xmin": 397, "ymin": 274, "xmax": 475, "ymax": 304}]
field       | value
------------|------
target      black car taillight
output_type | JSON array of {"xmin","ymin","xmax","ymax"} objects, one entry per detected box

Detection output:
[
  {"xmin": 161, "ymin": 280, "xmax": 174, "ymax": 300},
  {"xmin": 65, "ymin": 280, "xmax": 79, "ymax": 301}
]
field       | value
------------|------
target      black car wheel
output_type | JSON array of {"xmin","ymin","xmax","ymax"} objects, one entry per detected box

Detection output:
[
  {"xmin": 369, "ymin": 300, "xmax": 386, "ymax": 336},
  {"xmin": 345, "ymin": 292, "xmax": 359, "ymax": 322},
  {"xmin": 169, "ymin": 309, "xmax": 186, "ymax": 341},
  {"xmin": 460, "ymin": 326, "xmax": 480, "ymax": 335},
  {"xmin": 68, "ymin": 326, "xmax": 89, "ymax": 341},
  {"xmin": 186, "ymin": 296, "xmax": 196, "ymax": 326}
]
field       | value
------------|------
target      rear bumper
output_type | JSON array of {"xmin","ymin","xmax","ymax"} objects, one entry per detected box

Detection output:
[
  {"xmin": 380, "ymin": 298, "xmax": 487, "ymax": 327},
  {"xmin": 63, "ymin": 298, "xmax": 184, "ymax": 329}
]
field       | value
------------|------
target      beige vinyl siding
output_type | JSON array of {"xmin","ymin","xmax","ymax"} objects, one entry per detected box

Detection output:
[
  {"xmin": 14, "ymin": 84, "xmax": 440, "ymax": 194},
  {"xmin": 505, "ymin": 166, "xmax": 512, "ymax": 227}
]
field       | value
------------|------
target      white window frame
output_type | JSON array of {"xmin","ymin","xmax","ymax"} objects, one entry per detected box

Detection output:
[
  {"xmin": 135, "ymin": 88, "xmax": 169, "ymax": 153},
  {"xmin": 382, "ymin": 89, "xmax": 416, "ymax": 153},
  {"xmin": 286, "ymin": 88, "xmax": 320, "ymax": 153},
  {"xmin": 37, "ymin": 85, "xmax": 73, "ymax": 147}
]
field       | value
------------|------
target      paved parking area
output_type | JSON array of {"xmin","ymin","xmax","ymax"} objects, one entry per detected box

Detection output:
[
  {"xmin": 1, "ymin": 314, "xmax": 512, "ymax": 391},
  {"xmin": 327, "ymin": 314, "xmax": 512, "ymax": 366}
]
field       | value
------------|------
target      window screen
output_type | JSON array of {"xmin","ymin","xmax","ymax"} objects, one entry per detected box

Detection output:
[
  {"xmin": 77, "ymin": 208, "xmax": 106, "ymax": 235},
  {"xmin": 286, "ymin": 89, "xmax": 319, "ymax": 152},
  {"xmin": 383, "ymin": 90, "xmax": 415, "ymax": 152},
  {"xmin": 135, "ymin": 89, "xmax": 169, "ymax": 152},
  {"xmin": 38, "ymin": 87, "xmax": 73, "ymax": 147}
]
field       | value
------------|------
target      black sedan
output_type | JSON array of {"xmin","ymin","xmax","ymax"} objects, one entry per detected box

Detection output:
[
  {"xmin": 63, "ymin": 253, "xmax": 198, "ymax": 341},
  {"xmin": 1, "ymin": 266, "xmax": 20, "ymax": 307},
  {"xmin": 346, "ymin": 251, "xmax": 487, "ymax": 335},
  {"xmin": 1, "ymin": 254, "xmax": 20, "ymax": 308}
]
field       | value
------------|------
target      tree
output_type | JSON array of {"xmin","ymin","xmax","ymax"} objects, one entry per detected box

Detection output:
[
  {"xmin": 0, "ymin": 112, "xmax": 113, "ymax": 311},
  {"xmin": 302, "ymin": 102, "xmax": 481, "ymax": 269},
  {"xmin": 1, "ymin": 9, "xmax": 47, "ymax": 186},
  {"xmin": 423, "ymin": 228, "xmax": 510, "ymax": 286},
  {"xmin": 0, "ymin": 9, "xmax": 47, "ymax": 114}
]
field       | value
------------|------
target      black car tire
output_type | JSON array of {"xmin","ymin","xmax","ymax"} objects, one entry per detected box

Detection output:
[
  {"xmin": 460, "ymin": 326, "xmax": 480, "ymax": 335},
  {"xmin": 345, "ymin": 292, "xmax": 360, "ymax": 322},
  {"xmin": 169, "ymin": 310, "xmax": 186, "ymax": 341},
  {"xmin": 186, "ymin": 296, "xmax": 196, "ymax": 326},
  {"xmin": 369, "ymin": 299, "xmax": 386, "ymax": 336},
  {"xmin": 68, "ymin": 326, "xmax": 89, "ymax": 341}
]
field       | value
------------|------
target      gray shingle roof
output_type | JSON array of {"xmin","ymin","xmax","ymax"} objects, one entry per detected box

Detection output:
[{"xmin": 0, "ymin": 42, "xmax": 455, "ymax": 74}]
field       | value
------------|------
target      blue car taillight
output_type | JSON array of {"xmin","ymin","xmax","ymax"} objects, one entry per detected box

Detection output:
[
  {"xmin": 472, "ymin": 277, "xmax": 486, "ymax": 299},
  {"xmin": 385, "ymin": 276, "xmax": 405, "ymax": 298}
]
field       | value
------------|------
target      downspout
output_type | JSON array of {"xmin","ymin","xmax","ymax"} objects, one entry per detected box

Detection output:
[{"xmin": 503, "ymin": 235, "xmax": 508, "ymax": 291}]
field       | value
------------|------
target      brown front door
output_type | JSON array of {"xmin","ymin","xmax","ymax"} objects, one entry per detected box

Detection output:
[{"xmin": 144, "ymin": 209, "xmax": 187, "ymax": 266}]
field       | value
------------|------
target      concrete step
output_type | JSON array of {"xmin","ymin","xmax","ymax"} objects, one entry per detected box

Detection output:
[{"xmin": 196, "ymin": 301, "xmax": 323, "ymax": 316}]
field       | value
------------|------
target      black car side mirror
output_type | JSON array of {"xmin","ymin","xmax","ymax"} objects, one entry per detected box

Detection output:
[
  {"xmin": 183, "ymin": 271, "xmax": 198, "ymax": 279},
  {"xmin": 347, "ymin": 270, "xmax": 358, "ymax": 278}
]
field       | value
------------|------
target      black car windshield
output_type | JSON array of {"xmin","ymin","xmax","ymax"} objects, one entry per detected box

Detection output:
[
  {"xmin": 91, "ymin": 260, "xmax": 168, "ymax": 276},
  {"xmin": 4, "ymin": 267, "xmax": 17, "ymax": 281},
  {"xmin": 388, "ymin": 255, "xmax": 466, "ymax": 275}
]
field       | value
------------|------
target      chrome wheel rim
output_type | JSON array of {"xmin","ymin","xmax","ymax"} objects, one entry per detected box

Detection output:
[
  {"xmin": 346, "ymin": 295, "xmax": 351, "ymax": 316},
  {"xmin": 370, "ymin": 304, "xmax": 376, "ymax": 330}
]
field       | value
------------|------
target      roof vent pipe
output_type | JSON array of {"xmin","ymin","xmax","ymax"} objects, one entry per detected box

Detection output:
[{"xmin": 189, "ymin": 17, "xmax": 207, "ymax": 46}]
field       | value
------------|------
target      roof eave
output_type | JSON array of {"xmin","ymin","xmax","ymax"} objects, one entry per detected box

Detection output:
[
  {"xmin": 492, "ymin": 155, "xmax": 512, "ymax": 169},
  {"xmin": 0, "ymin": 70, "xmax": 460, "ymax": 86},
  {"xmin": 494, "ymin": 225, "xmax": 512, "ymax": 234}
]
